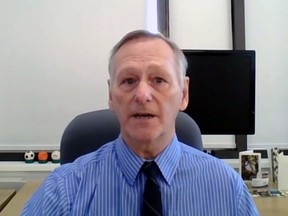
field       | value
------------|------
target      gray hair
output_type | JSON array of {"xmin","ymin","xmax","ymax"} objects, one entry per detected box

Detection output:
[{"xmin": 108, "ymin": 30, "xmax": 187, "ymax": 87}]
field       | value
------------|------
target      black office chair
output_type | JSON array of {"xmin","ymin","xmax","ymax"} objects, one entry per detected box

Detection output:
[{"xmin": 60, "ymin": 109, "xmax": 203, "ymax": 164}]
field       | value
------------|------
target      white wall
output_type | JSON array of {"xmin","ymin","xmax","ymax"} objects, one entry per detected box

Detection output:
[
  {"xmin": 170, "ymin": 0, "xmax": 288, "ymax": 149},
  {"xmin": 1, "ymin": 0, "xmax": 287, "ymax": 151},
  {"xmin": 170, "ymin": 0, "xmax": 232, "ymax": 49},
  {"xmin": 0, "ymin": 0, "xmax": 145, "ymax": 151},
  {"xmin": 245, "ymin": 0, "xmax": 288, "ymax": 149}
]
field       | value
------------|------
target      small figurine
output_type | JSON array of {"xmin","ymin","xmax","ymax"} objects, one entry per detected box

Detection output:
[
  {"xmin": 51, "ymin": 150, "xmax": 61, "ymax": 163},
  {"xmin": 24, "ymin": 150, "xmax": 35, "ymax": 163},
  {"xmin": 38, "ymin": 151, "xmax": 48, "ymax": 163}
]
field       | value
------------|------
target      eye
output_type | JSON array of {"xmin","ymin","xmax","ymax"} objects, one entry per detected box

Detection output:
[
  {"xmin": 151, "ymin": 77, "xmax": 169, "ymax": 90},
  {"xmin": 154, "ymin": 77, "xmax": 166, "ymax": 84},
  {"xmin": 119, "ymin": 78, "xmax": 138, "ymax": 91},
  {"xmin": 123, "ymin": 78, "xmax": 136, "ymax": 85}
]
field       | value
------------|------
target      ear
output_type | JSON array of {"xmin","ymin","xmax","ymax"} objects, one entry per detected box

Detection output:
[
  {"xmin": 107, "ymin": 79, "xmax": 114, "ymax": 111},
  {"xmin": 179, "ymin": 77, "xmax": 189, "ymax": 111}
]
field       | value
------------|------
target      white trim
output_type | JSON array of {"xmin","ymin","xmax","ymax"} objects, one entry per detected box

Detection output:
[
  {"xmin": 204, "ymin": 142, "xmax": 288, "ymax": 150},
  {"xmin": 248, "ymin": 143, "xmax": 288, "ymax": 149},
  {"xmin": 0, "ymin": 161, "xmax": 59, "ymax": 172},
  {"xmin": 145, "ymin": 0, "xmax": 158, "ymax": 33},
  {"xmin": 1, "ymin": 142, "xmax": 286, "ymax": 152},
  {"xmin": 204, "ymin": 143, "xmax": 236, "ymax": 150},
  {"xmin": 0, "ymin": 144, "xmax": 60, "ymax": 152}
]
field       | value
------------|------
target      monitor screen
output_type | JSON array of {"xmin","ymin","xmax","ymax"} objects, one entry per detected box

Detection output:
[{"xmin": 182, "ymin": 50, "xmax": 256, "ymax": 135}]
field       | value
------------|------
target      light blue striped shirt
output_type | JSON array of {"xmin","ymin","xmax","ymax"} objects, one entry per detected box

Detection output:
[{"xmin": 21, "ymin": 135, "xmax": 259, "ymax": 216}]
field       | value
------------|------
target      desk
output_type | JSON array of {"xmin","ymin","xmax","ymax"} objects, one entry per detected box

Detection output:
[
  {"xmin": 0, "ymin": 190, "xmax": 16, "ymax": 212},
  {"xmin": 247, "ymin": 181, "xmax": 288, "ymax": 216},
  {"xmin": 254, "ymin": 197, "xmax": 288, "ymax": 216},
  {"xmin": 1, "ymin": 180, "xmax": 288, "ymax": 215},
  {"xmin": 0, "ymin": 181, "xmax": 41, "ymax": 216}
]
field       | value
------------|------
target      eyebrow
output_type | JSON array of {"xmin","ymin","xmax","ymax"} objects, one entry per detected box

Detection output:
[
  {"xmin": 117, "ymin": 66, "xmax": 140, "ymax": 76},
  {"xmin": 117, "ymin": 63, "xmax": 169, "ymax": 78},
  {"xmin": 146, "ymin": 64, "xmax": 168, "ymax": 73}
]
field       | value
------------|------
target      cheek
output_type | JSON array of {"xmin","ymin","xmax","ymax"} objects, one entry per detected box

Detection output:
[
  {"xmin": 165, "ymin": 89, "xmax": 183, "ymax": 104},
  {"xmin": 109, "ymin": 91, "xmax": 129, "ymax": 109},
  {"xmin": 159, "ymin": 93, "xmax": 181, "ymax": 116},
  {"xmin": 169, "ymin": 92, "xmax": 186, "ymax": 112}
]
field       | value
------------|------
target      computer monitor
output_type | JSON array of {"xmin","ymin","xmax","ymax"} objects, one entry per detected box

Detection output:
[{"xmin": 182, "ymin": 50, "xmax": 256, "ymax": 135}]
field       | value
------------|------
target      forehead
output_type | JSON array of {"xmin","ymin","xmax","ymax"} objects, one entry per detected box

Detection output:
[{"xmin": 113, "ymin": 38, "xmax": 175, "ymax": 64}]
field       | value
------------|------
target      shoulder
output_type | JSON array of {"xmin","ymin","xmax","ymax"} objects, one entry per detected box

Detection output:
[
  {"xmin": 177, "ymin": 143, "xmax": 259, "ymax": 215},
  {"xmin": 21, "ymin": 141, "xmax": 116, "ymax": 215},
  {"xmin": 53, "ymin": 141, "xmax": 116, "ymax": 181},
  {"xmin": 179, "ymin": 142, "xmax": 221, "ymax": 164},
  {"xmin": 179, "ymin": 142, "xmax": 240, "ymax": 179},
  {"xmin": 178, "ymin": 143, "xmax": 248, "ymax": 199}
]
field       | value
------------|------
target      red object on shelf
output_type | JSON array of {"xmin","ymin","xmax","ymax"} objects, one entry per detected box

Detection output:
[{"xmin": 38, "ymin": 151, "xmax": 48, "ymax": 163}]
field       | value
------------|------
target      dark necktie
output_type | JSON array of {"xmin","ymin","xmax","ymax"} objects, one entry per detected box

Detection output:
[{"xmin": 141, "ymin": 161, "xmax": 163, "ymax": 216}]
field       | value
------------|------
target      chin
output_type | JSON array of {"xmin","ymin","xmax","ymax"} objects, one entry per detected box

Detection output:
[
  {"xmin": 135, "ymin": 133, "xmax": 157, "ymax": 142},
  {"xmin": 129, "ymin": 129, "xmax": 162, "ymax": 143}
]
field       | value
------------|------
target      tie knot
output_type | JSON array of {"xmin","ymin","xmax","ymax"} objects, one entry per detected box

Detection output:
[{"xmin": 141, "ymin": 161, "xmax": 159, "ymax": 178}]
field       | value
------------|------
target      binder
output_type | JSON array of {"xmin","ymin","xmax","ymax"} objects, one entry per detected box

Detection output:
[{"xmin": 278, "ymin": 152, "xmax": 288, "ymax": 190}]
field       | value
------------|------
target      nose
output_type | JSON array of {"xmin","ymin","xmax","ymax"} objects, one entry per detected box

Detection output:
[{"xmin": 134, "ymin": 81, "xmax": 152, "ymax": 104}]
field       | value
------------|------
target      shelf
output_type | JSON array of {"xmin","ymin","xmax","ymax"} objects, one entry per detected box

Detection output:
[{"xmin": 0, "ymin": 161, "xmax": 60, "ymax": 172}]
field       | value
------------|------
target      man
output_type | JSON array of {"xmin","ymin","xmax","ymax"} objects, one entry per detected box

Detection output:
[{"xmin": 21, "ymin": 30, "xmax": 259, "ymax": 215}]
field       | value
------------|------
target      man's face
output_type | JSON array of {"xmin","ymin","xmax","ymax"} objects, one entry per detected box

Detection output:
[{"xmin": 108, "ymin": 38, "xmax": 189, "ymax": 146}]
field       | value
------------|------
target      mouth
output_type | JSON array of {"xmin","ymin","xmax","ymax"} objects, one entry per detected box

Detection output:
[{"xmin": 132, "ymin": 113, "xmax": 155, "ymax": 119}]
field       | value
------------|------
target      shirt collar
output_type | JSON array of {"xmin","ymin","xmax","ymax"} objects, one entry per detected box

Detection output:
[
  {"xmin": 154, "ymin": 135, "xmax": 181, "ymax": 185},
  {"xmin": 115, "ymin": 136, "xmax": 143, "ymax": 186},
  {"xmin": 116, "ymin": 135, "xmax": 181, "ymax": 186}
]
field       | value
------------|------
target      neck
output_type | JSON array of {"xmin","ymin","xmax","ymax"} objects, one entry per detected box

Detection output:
[{"xmin": 122, "ymin": 134, "xmax": 174, "ymax": 160}]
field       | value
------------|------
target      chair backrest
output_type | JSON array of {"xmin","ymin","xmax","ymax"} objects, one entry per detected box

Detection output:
[{"xmin": 60, "ymin": 109, "xmax": 203, "ymax": 164}]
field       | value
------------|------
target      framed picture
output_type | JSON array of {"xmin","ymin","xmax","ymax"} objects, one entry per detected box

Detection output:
[
  {"xmin": 271, "ymin": 148, "xmax": 279, "ymax": 183},
  {"xmin": 239, "ymin": 152, "xmax": 261, "ymax": 181},
  {"xmin": 271, "ymin": 148, "xmax": 288, "ymax": 183}
]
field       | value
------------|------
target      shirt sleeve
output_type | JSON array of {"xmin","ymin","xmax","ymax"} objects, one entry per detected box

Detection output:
[
  {"xmin": 20, "ymin": 171, "xmax": 69, "ymax": 216},
  {"xmin": 238, "ymin": 182, "xmax": 259, "ymax": 216}
]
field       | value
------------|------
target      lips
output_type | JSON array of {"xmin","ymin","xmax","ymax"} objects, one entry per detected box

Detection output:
[{"xmin": 132, "ymin": 113, "xmax": 155, "ymax": 119}]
